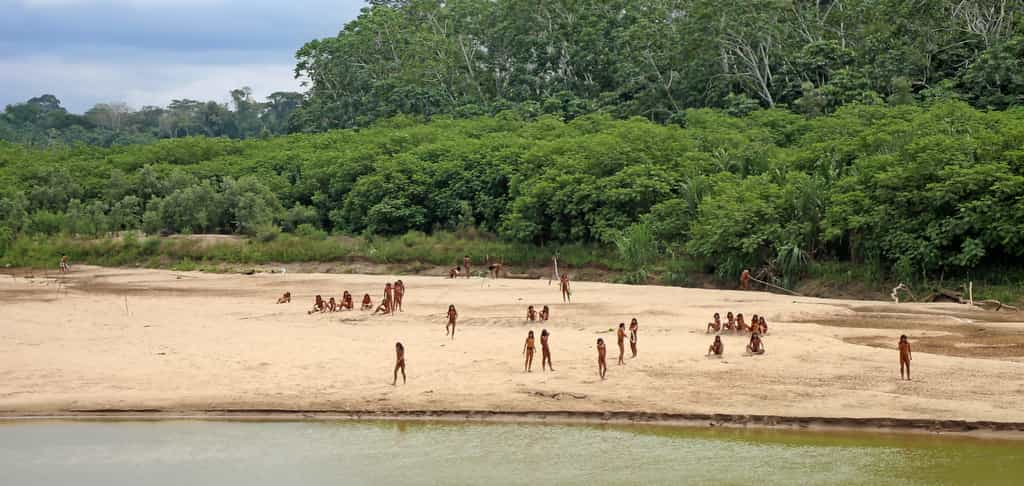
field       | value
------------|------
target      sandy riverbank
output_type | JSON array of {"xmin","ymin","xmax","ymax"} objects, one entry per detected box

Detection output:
[{"xmin": 3, "ymin": 266, "xmax": 1023, "ymax": 429}]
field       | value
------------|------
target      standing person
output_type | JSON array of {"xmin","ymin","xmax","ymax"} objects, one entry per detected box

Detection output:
[
  {"xmin": 59, "ymin": 255, "xmax": 70, "ymax": 273},
  {"xmin": 527, "ymin": 305, "xmax": 537, "ymax": 321},
  {"xmin": 596, "ymin": 338, "xmax": 607, "ymax": 380},
  {"xmin": 393, "ymin": 280, "xmax": 405, "ymax": 312},
  {"xmin": 374, "ymin": 283, "xmax": 394, "ymax": 315},
  {"xmin": 616, "ymin": 323, "xmax": 626, "ymax": 365},
  {"xmin": 560, "ymin": 273, "xmax": 571, "ymax": 303},
  {"xmin": 629, "ymin": 318, "xmax": 639, "ymax": 358},
  {"xmin": 522, "ymin": 330, "xmax": 536, "ymax": 372},
  {"xmin": 463, "ymin": 255, "xmax": 471, "ymax": 278},
  {"xmin": 899, "ymin": 335, "xmax": 912, "ymax": 380},
  {"xmin": 740, "ymin": 269, "xmax": 751, "ymax": 290},
  {"xmin": 392, "ymin": 342, "xmax": 406, "ymax": 385},
  {"xmin": 541, "ymin": 329, "xmax": 553, "ymax": 371},
  {"xmin": 446, "ymin": 305, "xmax": 458, "ymax": 339}
]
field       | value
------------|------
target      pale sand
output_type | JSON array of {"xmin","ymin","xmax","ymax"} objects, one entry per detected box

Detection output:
[{"xmin": 2, "ymin": 266, "xmax": 1024, "ymax": 425}]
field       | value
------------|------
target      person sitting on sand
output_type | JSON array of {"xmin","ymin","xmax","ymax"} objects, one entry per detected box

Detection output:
[
  {"xmin": 707, "ymin": 335, "xmax": 724, "ymax": 357},
  {"xmin": 374, "ymin": 283, "xmax": 394, "ymax": 315},
  {"xmin": 560, "ymin": 273, "xmax": 571, "ymax": 303},
  {"xmin": 758, "ymin": 316, "xmax": 768, "ymax": 335},
  {"xmin": 59, "ymin": 255, "xmax": 70, "ymax": 273},
  {"xmin": 596, "ymin": 338, "xmax": 607, "ymax": 380},
  {"xmin": 724, "ymin": 312, "xmax": 736, "ymax": 332},
  {"xmin": 523, "ymin": 330, "xmax": 536, "ymax": 372},
  {"xmin": 539, "ymin": 305, "xmax": 550, "ymax": 321},
  {"xmin": 393, "ymin": 342, "xmax": 406, "ymax": 385},
  {"xmin": 340, "ymin": 291, "xmax": 353, "ymax": 310},
  {"xmin": 446, "ymin": 304, "xmax": 458, "ymax": 339},
  {"xmin": 361, "ymin": 293, "xmax": 373, "ymax": 311},
  {"xmin": 448, "ymin": 266, "xmax": 461, "ymax": 279},
  {"xmin": 276, "ymin": 292, "xmax": 291, "ymax": 304},
  {"xmin": 327, "ymin": 297, "xmax": 338, "ymax": 312},
  {"xmin": 541, "ymin": 329, "xmax": 553, "ymax": 371},
  {"xmin": 899, "ymin": 335, "xmax": 912, "ymax": 380},
  {"xmin": 629, "ymin": 318, "xmax": 638, "ymax": 358},
  {"xmin": 736, "ymin": 313, "xmax": 748, "ymax": 333},
  {"xmin": 706, "ymin": 312, "xmax": 721, "ymax": 333},
  {"xmin": 527, "ymin": 305, "xmax": 537, "ymax": 321},
  {"xmin": 393, "ymin": 280, "xmax": 405, "ymax": 312},
  {"xmin": 746, "ymin": 333, "xmax": 765, "ymax": 355},
  {"xmin": 308, "ymin": 295, "xmax": 326, "ymax": 314},
  {"xmin": 616, "ymin": 323, "xmax": 626, "ymax": 365},
  {"xmin": 488, "ymin": 261, "xmax": 503, "ymax": 279},
  {"xmin": 750, "ymin": 314, "xmax": 759, "ymax": 333}
]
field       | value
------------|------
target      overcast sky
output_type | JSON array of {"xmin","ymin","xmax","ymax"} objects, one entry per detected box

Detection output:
[{"xmin": 0, "ymin": 0, "xmax": 364, "ymax": 113}]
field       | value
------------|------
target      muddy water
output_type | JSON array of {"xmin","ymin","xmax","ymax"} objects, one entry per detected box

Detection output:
[{"xmin": 1, "ymin": 420, "xmax": 1021, "ymax": 485}]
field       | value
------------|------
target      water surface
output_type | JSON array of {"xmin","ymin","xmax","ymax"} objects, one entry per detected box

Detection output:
[{"xmin": 1, "ymin": 420, "xmax": 1021, "ymax": 485}]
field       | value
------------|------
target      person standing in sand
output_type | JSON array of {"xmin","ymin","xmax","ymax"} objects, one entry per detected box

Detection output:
[
  {"xmin": 899, "ymin": 335, "xmax": 912, "ymax": 380},
  {"xmin": 707, "ymin": 335, "xmax": 724, "ymax": 357},
  {"xmin": 616, "ymin": 323, "xmax": 626, "ymax": 365},
  {"xmin": 541, "ymin": 329, "xmax": 553, "ymax": 371},
  {"xmin": 740, "ymin": 269, "xmax": 751, "ymax": 290},
  {"xmin": 393, "ymin": 342, "xmax": 406, "ymax": 385},
  {"xmin": 59, "ymin": 255, "xmax": 70, "ymax": 273},
  {"xmin": 523, "ymin": 330, "xmax": 536, "ymax": 372},
  {"xmin": 527, "ymin": 305, "xmax": 537, "ymax": 321},
  {"xmin": 276, "ymin": 292, "xmax": 291, "ymax": 304},
  {"xmin": 629, "ymin": 318, "xmax": 638, "ymax": 358},
  {"xmin": 596, "ymin": 338, "xmax": 607, "ymax": 379},
  {"xmin": 446, "ymin": 305, "xmax": 458, "ymax": 339},
  {"xmin": 560, "ymin": 273, "xmax": 571, "ymax": 303},
  {"xmin": 393, "ymin": 280, "xmax": 405, "ymax": 312},
  {"xmin": 361, "ymin": 293, "xmax": 373, "ymax": 311},
  {"xmin": 374, "ymin": 283, "xmax": 394, "ymax": 315},
  {"xmin": 463, "ymin": 255, "xmax": 471, "ymax": 278}
]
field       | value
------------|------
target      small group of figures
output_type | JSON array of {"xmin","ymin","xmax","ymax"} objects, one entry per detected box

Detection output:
[
  {"xmin": 592, "ymin": 318, "xmax": 639, "ymax": 379},
  {"xmin": 525, "ymin": 305, "xmax": 550, "ymax": 322},
  {"xmin": 448, "ymin": 255, "xmax": 504, "ymax": 279},
  {"xmin": 705, "ymin": 312, "xmax": 768, "ymax": 358},
  {"xmin": 277, "ymin": 280, "xmax": 406, "ymax": 316}
]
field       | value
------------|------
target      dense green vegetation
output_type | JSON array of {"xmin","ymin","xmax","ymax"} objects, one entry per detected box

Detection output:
[
  {"xmin": 0, "ymin": 89, "xmax": 302, "ymax": 147},
  {"xmin": 3, "ymin": 100, "xmax": 1024, "ymax": 294},
  {"xmin": 292, "ymin": 0, "xmax": 1024, "ymax": 130}
]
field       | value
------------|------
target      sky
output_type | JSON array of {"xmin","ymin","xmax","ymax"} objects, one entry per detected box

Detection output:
[{"xmin": 0, "ymin": 0, "xmax": 364, "ymax": 113}]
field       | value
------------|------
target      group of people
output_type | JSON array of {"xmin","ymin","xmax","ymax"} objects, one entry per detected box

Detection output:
[
  {"xmin": 705, "ymin": 311, "xmax": 768, "ymax": 335},
  {"xmin": 526, "ymin": 305, "xmax": 550, "ymax": 322},
  {"xmin": 448, "ymin": 255, "xmax": 505, "ymax": 279},
  {"xmin": 283, "ymin": 280, "xmax": 406, "ymax": 316},
  {"xmin": 592, "ymin": 318, "xmax": 639, "ymax": 379}
]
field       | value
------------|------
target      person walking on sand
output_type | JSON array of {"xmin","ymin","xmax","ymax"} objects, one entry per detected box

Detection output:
[
  {"xmin": 463, "ymin": 255, "xmax": 471, "ymax": 278},
  {"xmin": 523, "ymin": 330, "xmax": 536, "ymax": 372},
  {"xmin": 616, "ymin": 323, "xmax": 626, "ymax": 365},
  {"xmin": 629, "ymin": 318, "xmax": 638, "ymax": 358},
  {"xmin": 899, "ymin": 335, "xmax": 912, "ymax": 380},
  {"xmin": 596, "ymin": 338, "xmax": 607, "ymax": 379},
  {"xmin": 446, "ymin": 305, "xmax": 458, "ymax": 339},
  {"xmin": 393, "ymin": 342, "xmax": 406, "ymax": 385},
  {"xmin": 541, "ymin": 329, "xmax": 553, "ymax": 372},
  {"xmin": 560, "ymin": 273, "xmax": 571, "ymax": 303}
]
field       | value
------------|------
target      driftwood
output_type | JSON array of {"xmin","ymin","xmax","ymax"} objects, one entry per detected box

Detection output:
[{"xmin": 920, "ymin": 287, "xmax": 1019, "ymax": 312}]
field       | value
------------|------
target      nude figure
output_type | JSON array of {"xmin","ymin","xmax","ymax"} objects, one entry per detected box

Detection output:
[
  {"xmin": 446, "ymin": 304, "xmax": 458, "ymax": 339},
  {"xmin": 393, "ymin": 342, "xmax": 406, "ymax": 385},
  {"xmin": 740, "ymin": 269, "xmax": 751, "ymax": 290},
  {"xmin": 327, "ymin": 297, "xmax": 338, "ymax": 312},
  {"xmin": 373, "ymin": 283, "xmax": 394, "ymax": 315},
  {"xmin": 616, "ymin": 323, "xmax": 626, "ymax": 365},
  {"xmin": 340, "ymin": 291, "xmax": 353, "ymax": 310},
  {"xmin": 707, "ymin": 335, "xmax": 724, "ymax": 357},
  {"xmin": 746, "ymin": 333, "xmax": 765, "ymax": 355},
  {"xmin": 724, "ymin": 312, "xmax": 736, "ymax": 332},
  {"xmin": 361, "ymin": 293, "xmax": 373, "ymax": 311},
  {"xmin": 541, "ymin": 329, "xmax": 553, "ymax": 371},
  {"xmin": 276, "ymin": 291, "xmax": 291, "ymax": 304},
  {"xmin": 523, "ymin": 330, "xmax": 536, "ymax": 372},
  {"xmin": 899, "ymin": 335, "xmax": 912, "ymax": 380},
  {"xmin": 560, "ymin": 274, "xmax": 571, "ymax": 303},
  {"xmin": 393, "ymin": 280, "xmax": 405, "ymax": 312},
  {"xmin": 629, "ymin": 318, "xmax": 638, "ymax": 358},
  {"xmin": 597, "ymin": 338, "xmax": 607, "ymax": 379},
  {"xmin": 527, "ymin": 305, "xmax": 537, "ymax": 321},
  {"xmin": 539, "ymin": 305, "xmax": 550, "ymax": 321},
  {"xmin": 463, "ymin": 255, "xmax": 471, "ymax": 278},
  {"xmin": 308, "ymin": 295, "xmax": 325, "ymax": 314},
  {"xmin": 706, "ymin": 312, "xmax": 721, "ymax": 333}
]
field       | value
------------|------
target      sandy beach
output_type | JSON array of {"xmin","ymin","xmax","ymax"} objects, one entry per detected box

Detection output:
[{"xmin": 3, "ymin": 266, "xmax": 1024, "ymax": 429}]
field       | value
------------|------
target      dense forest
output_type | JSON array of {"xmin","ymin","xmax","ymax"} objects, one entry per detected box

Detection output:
[
  {"xmin": 0, "ymin": 89, "xmax": 302, "ymax": 147},
  {"xmin": 2, "ymin": 0, "xmax": 1024, "ymax": 292}
]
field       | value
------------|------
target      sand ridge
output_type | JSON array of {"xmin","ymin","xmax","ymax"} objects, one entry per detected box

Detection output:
[{"xmin": 2, "ymin": 266, "xmax": 1024, "ymax": 424}]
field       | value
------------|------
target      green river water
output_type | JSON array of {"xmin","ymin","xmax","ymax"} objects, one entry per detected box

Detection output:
[{"xmin": 1, "ymin": 420, "xmax": 1021, "ymax": 485}]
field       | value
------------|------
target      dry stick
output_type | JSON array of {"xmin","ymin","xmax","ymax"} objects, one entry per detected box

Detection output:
[{"xmin": 748, "ymin": 276, "xmax": 802, "ymax": 296}]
